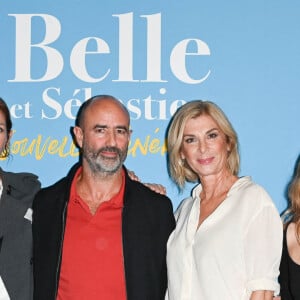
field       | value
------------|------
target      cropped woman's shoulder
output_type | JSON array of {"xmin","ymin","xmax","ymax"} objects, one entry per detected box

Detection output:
[{"xmin": 2, "ymin": 169, "xmax": 41, "ymax": 199}]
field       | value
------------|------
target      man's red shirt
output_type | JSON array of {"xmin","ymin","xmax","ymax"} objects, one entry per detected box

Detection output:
[{"xmin": 57, "ymin": 167, "xmax": 127, "ymax": 300}]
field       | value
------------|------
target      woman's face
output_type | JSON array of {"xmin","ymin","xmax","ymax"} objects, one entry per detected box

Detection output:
[
  {"xmin": 180, "ymin": 114, "xmax": 230, "ymax": 180},
  {"xmin": 0, "ymin": 110, "xmax": 10, "ymax": 154}
]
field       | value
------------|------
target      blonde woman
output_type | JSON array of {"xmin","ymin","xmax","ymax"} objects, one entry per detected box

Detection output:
[{"xmin": 166, "ymin": 100, "xmax": 283, "ymax": 300}]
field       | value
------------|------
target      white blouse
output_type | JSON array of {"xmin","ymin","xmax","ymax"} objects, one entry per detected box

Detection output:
[{"xmin": 166, "ymin": 176, "xmax": 282, "ymax": 300}]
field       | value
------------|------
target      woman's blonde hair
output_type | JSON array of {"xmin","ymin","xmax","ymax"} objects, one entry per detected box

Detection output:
[{"xmin": 167, "ymin": 100, "xmax": 239, "ymax": 189}]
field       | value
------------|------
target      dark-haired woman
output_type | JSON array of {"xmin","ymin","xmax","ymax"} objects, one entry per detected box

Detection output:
[
  {"xmin": 0, "ymin": 98, "xmax": 40, "ymax": 300},
  {"xmin": 279, "ymin": 156, "xmax": 300, "ymax": 300}
]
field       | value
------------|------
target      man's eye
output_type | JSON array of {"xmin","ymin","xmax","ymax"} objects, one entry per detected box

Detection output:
[
  {"xmin": 95, "ymin": 128, "xmax": 105, "ymax": 133},
  {"xmin": 116, "ymin": 129, "xmax": 127, "ymax": 135}
]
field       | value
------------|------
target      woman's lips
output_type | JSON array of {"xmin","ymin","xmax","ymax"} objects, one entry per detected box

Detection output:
[{"xmin": 198, "ymin": 157, "xmax": 214, "ymax": 165}]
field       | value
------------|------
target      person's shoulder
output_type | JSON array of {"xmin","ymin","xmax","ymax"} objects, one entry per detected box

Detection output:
[
  {"xmin": 3, "ymin": 169, "xmax": 41, "ymax": 194},
  {"xmin": 233, "ymin": 176, "xmax": 276, "ymax": 208},
  {"xmin": 37, "ymin": 175, "xmax": 69, "ymax": 198},
  {"xmin": 128, "ymin": 178, "xmax": 171, "ymax": 201},
  {"xmin": 174, "ymin": 195, "xmax": 194, "ymax": 218},
  {"xmin": 126, "ymin": 177, "xmax": 174, "ymax": 212},
  {"xmin": 36, "ymin": 163, "xmax": 79, "ymax": 197},
  {"xmin": 0, "ymin": 169, "xmax": 41, "ymax": 206},
  {"xmin": 44, "ymin": 177, "xmax": 65, "ymax": 190},
  {"xmin": 177, "ymin": 183, "xmax": 201, "ymax": 211},
  {"xmin": 3, "ymin": 169, "xmax": 40, "ymax": 184},
  {"xmin": 33, "ymin": 175, "xmax": 70, "ymax": 213},
  {"xmin": 234, "ymin": 176, "xmax": 271, "ymax": 198}
]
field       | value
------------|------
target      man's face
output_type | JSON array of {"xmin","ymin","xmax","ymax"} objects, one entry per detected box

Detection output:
[{"xmin": 74, "ymin": 99, "xmax": 131, "ymax": 175}]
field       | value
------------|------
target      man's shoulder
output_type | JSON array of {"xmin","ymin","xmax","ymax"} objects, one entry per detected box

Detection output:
[
  {"xmin": 124, "ymin": 178, "xmax": 175, "ymax": 231},
  {"xmin": 127, "ymin": 178, "xmax": 166, "ymax": 197},
  {"xmin": 125, "ymin": 178, "xmax": 173, "ymax": 208},
  {"xmin": 39, "ymin": 176, "xmax": 68, "ymax": 194},
  {"xmin": 32, "ymin": 177, "xmax": 68, "ymax": 213},
  {"xmin": 36, "ymin": 163, "xmax": 79, "ymax": 198}
]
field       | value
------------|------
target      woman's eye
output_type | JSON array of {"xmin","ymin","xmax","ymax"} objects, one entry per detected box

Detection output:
[
  {"xmin": 184, "ymin": 137, "xmax": 195, "ymax": 143},
  {"xmin": 208, "ymin": 132, "xmax": 218, "ymax": 139}
]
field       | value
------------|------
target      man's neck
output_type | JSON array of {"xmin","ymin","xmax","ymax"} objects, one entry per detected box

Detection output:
[{"xmin": 76, "ymin": 165, "xmax": 124, "ymax": 215}]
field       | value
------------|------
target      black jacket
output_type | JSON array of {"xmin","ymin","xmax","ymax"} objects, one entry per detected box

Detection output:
[{"xmin": 32, "ymin": 163, "xmax": 175, "ymax": 300}]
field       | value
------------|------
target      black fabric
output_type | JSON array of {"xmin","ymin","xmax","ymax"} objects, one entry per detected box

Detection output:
[
  {"xmin": 32, "ymin": 163, "xmax": 175, "ymax": 300},
  {"xmin": 279, "ymin": 223, "xmax": 300, "ymax": 300}
]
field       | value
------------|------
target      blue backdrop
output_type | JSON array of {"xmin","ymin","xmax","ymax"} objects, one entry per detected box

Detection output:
[{"xmin": 1, "ymin": 0, "xmax": 299, "ymax": 213}]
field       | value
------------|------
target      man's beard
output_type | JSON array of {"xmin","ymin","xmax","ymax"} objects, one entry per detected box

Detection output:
[{"xmin": 82, "ymin": 145, "xmax": 127, "ymax": 175}]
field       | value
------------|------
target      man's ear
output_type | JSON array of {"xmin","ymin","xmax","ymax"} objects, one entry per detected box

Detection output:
[
  {"xmin": 128, "ymin": 129, "xmax": 132, "ymax": 141},
  {"xmin": 73, "ymin": 126, "xmax": 83, "ymax": 148}
]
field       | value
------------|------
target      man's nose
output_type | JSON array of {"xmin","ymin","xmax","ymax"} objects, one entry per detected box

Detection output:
[{"xmin": 106, "ymin": 130, "xmax": 117, "ymax": 146}]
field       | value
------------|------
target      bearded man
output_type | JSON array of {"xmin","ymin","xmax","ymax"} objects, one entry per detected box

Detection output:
[{"xmin": 32, "ymin": 95, "xmax": 175, "ymax": 300}]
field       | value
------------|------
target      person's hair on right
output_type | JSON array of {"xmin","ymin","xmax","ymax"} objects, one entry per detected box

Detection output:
[
  {"xmin": 167, "ymin": 100, "xmax": 240, "ymax": 189},
  {"xmin": 283, "ymin": 156, "xmax": 300, "ymax": 238},
  {"xmin": 0, "ymin": 97, "xmax": 12, "ymax": 158}
]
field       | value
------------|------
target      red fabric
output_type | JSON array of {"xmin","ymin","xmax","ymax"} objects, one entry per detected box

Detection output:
[{"xmin": 57, "ymin": 167, "xmax": 127, "ymax": 300}]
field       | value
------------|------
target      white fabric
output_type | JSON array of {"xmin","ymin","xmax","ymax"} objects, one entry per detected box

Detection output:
[
  {"xmin": 166, "ymin": 176, "xmax": 282, "ymax": 300},
  {"xmin": 24, "ymin": 208, "xmax": 33, "ymax": 223},
  {"xmin": 0, "ymin": 178, "xmax": 3, "ymax": 200},
  {"xmin": 0, "ymin": 277, "xmax": 10, "ymax": 300},
  {"xmin": 0, "ymin": 180, "xmax": 9, "ymax": 300}
]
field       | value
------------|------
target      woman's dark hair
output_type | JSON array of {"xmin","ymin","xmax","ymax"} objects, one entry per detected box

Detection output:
[{"xmin": 0, "ymin": 97, "xmax": 12, "ymax": 158}]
